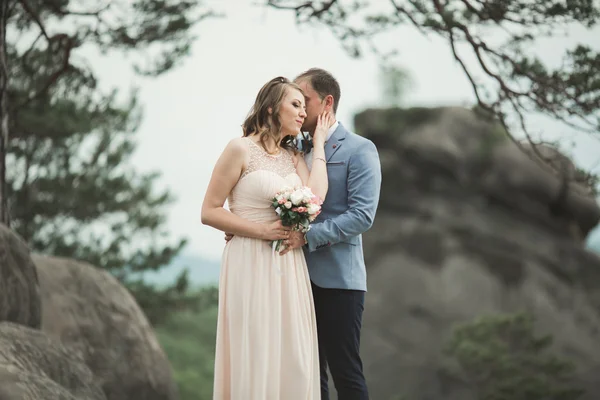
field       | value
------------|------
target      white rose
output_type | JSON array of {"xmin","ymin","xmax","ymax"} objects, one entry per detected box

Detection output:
[
  {"xmin": 290, "ymin": 190, "xmax": 304, "ymax": 206},
  {"xmin": 284, "ymin": 201, "xmax": 292, "ymax": 209},
  {"xmin": 301, "ymin": 189, "xmax": 313, "ymax": 202},
  {"xmin": 307, "ymin": 204, "xmax": 320, "ymax": 215}
]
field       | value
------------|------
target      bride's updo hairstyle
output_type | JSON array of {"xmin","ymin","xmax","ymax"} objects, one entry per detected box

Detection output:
[{"xmin": 242, "ymin": 76, "xmax": 302, "ymax": 154}]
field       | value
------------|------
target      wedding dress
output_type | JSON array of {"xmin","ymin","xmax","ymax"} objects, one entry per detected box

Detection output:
[{"xmin": 212, "ymin": 137, "xmax": 320, "ymax": 400}]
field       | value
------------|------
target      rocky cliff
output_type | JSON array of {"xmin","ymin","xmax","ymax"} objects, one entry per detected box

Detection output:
[
  {"xmin": 355, "ymin": 107, "xmax": 600, "ymax": 400},
  {"xmin": 0, "ymin": 224, "xmax": 178, "ymax": 400}
]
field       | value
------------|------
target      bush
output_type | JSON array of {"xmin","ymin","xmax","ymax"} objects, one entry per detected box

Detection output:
[
  {"xmin": 156, "ymin": 285, "xmax": 219, "ymax": 400},
  {"xmin": 444, "ymin": 312, "xmax": 584, "ymax": 400}
]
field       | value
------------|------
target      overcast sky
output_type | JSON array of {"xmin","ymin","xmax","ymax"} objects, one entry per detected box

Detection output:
[{"xmin": 83, "ymin": 1, "xmax": 600, "ymax": 261}]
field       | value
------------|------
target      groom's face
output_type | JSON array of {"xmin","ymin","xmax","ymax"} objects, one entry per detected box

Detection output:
[{"xmin": 296, "ymin": 80, "xmax": 326, "ymax": 135}]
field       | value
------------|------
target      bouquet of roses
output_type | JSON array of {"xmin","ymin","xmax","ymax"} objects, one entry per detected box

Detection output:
[{"xmin": 271, "ymin": 186, "xmax": 322, "ymax": 252}]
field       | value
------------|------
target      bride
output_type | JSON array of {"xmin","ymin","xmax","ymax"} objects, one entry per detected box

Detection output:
[{"xmin": 201, "ymin": 76, "xmax": 334, "ymax": 399}]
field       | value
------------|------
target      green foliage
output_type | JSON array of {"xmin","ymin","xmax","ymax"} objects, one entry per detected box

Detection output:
[
  {"xmin": 9, "ymin": 0, "xmax": 213, "ymax": 77},
  {"xmin": 156, "ymin": 285, "xmax": 219, "ymax": 400},
  {"xmin": 444, "ymin": 312, "xmax": 584, "ymax": 400},
  {"xmin": 7, "ymin": 75, "xmax": 190, "ymax": 324},
  {"xmin": 5, "ymin": 0, "xmax": 215, "ymax": 325}
]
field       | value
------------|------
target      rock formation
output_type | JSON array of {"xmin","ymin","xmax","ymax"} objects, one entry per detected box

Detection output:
[
  {"xmin": 0, "ymin": 225, "xmax": 106, "ymax": 400},
  {"xmin": 0, "ymin": 322, "xmax": 107, "ymax": 400},
  {"xmin": 0, "ymin": 224, "xmax": 40, "ymax": 328},
  {"xmin": 34, "ymin": 254, "xmax": 179, "ymax": 400},
  {"xmin": 0, "ymin": 225, "xmax": 178, "ymax": 400},
  {"xmin": 354, "ymin": 107, "xmax": 600, "ymax": 400}
]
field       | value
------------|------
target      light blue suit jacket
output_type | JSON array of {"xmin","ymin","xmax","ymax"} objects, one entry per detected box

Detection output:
[{"xmin": 302, "ymin": 122, "xmax": 382, "ymax": 291}]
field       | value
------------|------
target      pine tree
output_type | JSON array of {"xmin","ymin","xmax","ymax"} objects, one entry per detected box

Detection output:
[
  {"xmin": 3, "ymin": 0, "xmax": 215, "ymax": 324},
  {"xmin": 445, "ymin": 312, "xmax": 584, "ymax": 400}
]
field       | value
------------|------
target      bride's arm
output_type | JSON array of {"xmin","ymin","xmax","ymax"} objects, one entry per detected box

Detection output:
[
  {"xmin": 294, "ymin": 150, "xmax": 327, "ymax": 202},
  {"xmin": 201, "ymin": 138, "xmax": 289, "ymax": 240},
  {"xmin": 293, "ymin": 112, "xmax": 335, "ymax": 201}
]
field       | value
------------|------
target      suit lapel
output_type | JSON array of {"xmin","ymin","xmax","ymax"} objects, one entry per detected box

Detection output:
[{"xmin": 325, "ymin": 122, "xmax": 346, "ymax": 162}]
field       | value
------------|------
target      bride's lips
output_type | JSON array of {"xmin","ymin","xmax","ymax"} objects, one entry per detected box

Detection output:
[{"xmin": 296, "ymin": 120, "xmax": 304, "ymax": 125}]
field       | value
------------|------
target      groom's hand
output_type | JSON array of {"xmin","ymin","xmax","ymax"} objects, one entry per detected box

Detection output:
[{"xmin": 279, "ymin": 231, "xmax": 305, "ymax": 255}]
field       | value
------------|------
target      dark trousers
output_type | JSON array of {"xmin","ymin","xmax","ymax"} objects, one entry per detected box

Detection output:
[{"xmin": 311, "ymin": 282, "xmax": 369, "ymax": 400}]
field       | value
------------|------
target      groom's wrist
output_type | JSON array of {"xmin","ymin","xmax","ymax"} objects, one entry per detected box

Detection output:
[{"xmin": 304, "ymin": 226, "xmax": 320, "ymax": 252}]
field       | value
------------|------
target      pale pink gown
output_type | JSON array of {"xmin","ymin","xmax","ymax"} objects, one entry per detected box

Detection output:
[{"xmin": 212, "ymin": 137, "xmax": 320, "ymax": 400}]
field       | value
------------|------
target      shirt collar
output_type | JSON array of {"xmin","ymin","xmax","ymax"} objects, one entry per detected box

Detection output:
[{"xmin": 325, "ymin": 120, "xmax": 339, "ymax": 142}]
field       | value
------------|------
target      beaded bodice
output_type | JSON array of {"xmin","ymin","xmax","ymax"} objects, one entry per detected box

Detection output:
[
  {"xmin": 227, "ymin": 137, "xmax": 302, "ymax": 224},
  {"xmin": 240, "ymin": 138, "xmax": 297, "ymax": 179}
]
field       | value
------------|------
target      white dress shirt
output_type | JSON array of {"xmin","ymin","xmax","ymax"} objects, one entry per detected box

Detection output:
[{"xmin": 305, "ymin": 120, "xmax": 339, "ymax": 170}]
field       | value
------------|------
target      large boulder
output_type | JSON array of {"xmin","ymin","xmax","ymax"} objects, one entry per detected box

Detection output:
[
  {"xmin": 0, "ymin": 227, "xmax": 104, "ymax": 400},
  {"xmin": 0, "ymin": 322, "xmax": 106, "ymax": 400},
  {"xmin": 0, "ymin": 224, "xmax": 40, "ymax": 328},
  {"xmin": 33, "ymin": 254, "xmax": 179, "ymax": 400},
  {"xmin": 354, "ymin": 107, "xmax": 600, "ymax": 400}
]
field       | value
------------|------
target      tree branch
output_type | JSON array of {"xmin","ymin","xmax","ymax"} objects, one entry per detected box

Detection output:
[
  {"xmin": 17, "ymin": 0, "xmax": 50, "ymax": 40},
  {"xmin": 14, "ymin": 34, "xmax": 75, "ymax": 111},
  {"xmin": 390, "ymin": 0, "xmax": 429, "ymax": 35},
  {"xmin": 267, "ymin": 0, "xmax": 338, "ymax": 19},
  {"xmin": 430, "ymin": 0, "xmax": 598, "ymax": 138},
  {"xmin": 266, "ymin": 0, "xmax": 599, "ymax": 145},
  {"xmin": 433, "ymin": 0, "xmax": 580, "ymax": 185},
  {"xmin": 51, "ymin": 3, "xmax": 111, "ymax": 17}
]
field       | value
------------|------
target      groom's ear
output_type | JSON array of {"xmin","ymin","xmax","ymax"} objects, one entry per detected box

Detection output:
[{"xmin": 324, "ymin": 94, "xmax": 334, "ymax": 111}]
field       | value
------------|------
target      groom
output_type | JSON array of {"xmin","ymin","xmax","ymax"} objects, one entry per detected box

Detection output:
[{"xmin": 281, "ymin": 68, "xmax": 382, "ymax": 400}]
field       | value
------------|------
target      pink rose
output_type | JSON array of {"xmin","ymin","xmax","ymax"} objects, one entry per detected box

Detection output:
[{"xmin": 297, "ymin": 207, "xmax": 307, "ymax": 213}]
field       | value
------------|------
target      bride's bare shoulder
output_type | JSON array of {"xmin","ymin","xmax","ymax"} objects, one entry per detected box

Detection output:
[{"xmin": 223, "ymin": 136, "xmax": 249, "ymax": 156}]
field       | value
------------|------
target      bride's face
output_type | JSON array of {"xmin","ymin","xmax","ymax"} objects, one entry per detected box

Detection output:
[{"xmin": 277, "ymin": 88, "xmax": 307, "ymax": 137}]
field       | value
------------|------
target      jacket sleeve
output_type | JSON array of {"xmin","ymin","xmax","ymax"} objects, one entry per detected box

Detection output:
[{"xmin": 305, "ymin": 140, "xmax": 382, "ymax": 252}]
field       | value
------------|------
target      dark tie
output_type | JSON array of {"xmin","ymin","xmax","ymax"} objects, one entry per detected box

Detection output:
[{"xmin": 301, "ymin": 134, "xmax": 313, "ymax": 154}]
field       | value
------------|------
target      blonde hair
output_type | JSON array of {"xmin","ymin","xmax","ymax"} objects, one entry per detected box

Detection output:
[{"xmin": 242, "ymin": 76, "xmax": 302, "ymax": 153}]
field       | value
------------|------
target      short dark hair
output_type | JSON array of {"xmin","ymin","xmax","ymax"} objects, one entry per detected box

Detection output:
[{"xmin": 294, "ymin": 68, "xmax": 341, "ymax": 114}]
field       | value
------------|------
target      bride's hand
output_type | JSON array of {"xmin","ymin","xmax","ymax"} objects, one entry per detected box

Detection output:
[
  {"xmin": 260, "ymin": 220, "xmax": 292, "ymax": 241},
  {"xmin": 313, "ymin": 111, "xmax": 335, "ymax": 148}
]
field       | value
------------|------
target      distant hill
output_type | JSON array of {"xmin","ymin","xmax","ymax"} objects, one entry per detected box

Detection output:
[{"xmin": 140, "ymin": 252, "xmax": 220, "ymax": 288}]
